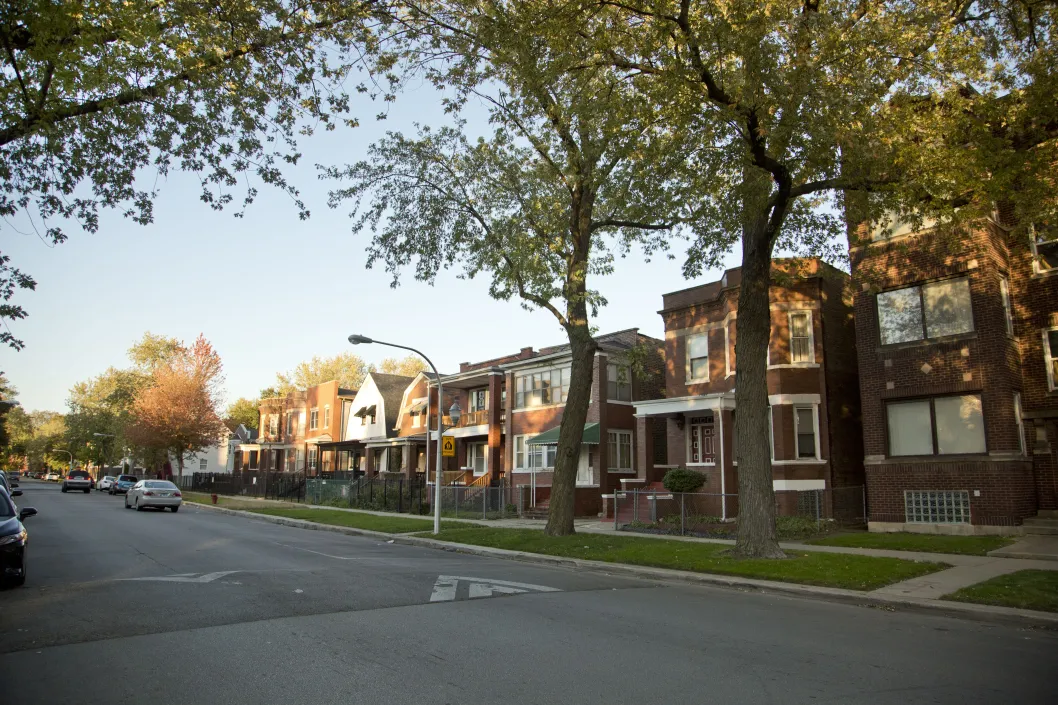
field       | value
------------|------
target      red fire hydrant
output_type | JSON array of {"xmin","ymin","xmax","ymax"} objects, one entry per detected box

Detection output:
[{"xmin": 211, "ymin": 493, "xmax": 218, "ymax": 504}]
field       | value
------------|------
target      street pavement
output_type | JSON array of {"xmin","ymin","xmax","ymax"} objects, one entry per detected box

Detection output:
[{"xmin": 1, "ymin": 480, "xmax": 1056, "ymax": 704}]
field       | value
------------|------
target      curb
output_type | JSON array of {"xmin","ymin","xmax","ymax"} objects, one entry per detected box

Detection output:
[{"xmin": 188, "ymin": 502, "xmax": 1058, "ymax": 629}]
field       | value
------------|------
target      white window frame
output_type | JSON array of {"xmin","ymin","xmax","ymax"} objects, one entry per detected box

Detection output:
[
  {"xmin": 607, "ymin": 363, "xmax": 632, "ymax": 402},
  {"xmin": 412, "ymin": 411, "xmax": 421, "ymax": 428},
  {"xmin": 724, "ymin": 324, "xmax": 733, "ymax": 377},
  {"xmin": 788, "ymin": 311, "xmax": 815, "ymax": 364},
  {"xmin": 999, "ymin": 277, "xmax": 1014, "ymax": 336},
  {"xmin": 323, "ymin": 405, "xmax": 331, "ymax": 428},
  {"xmin": 514, "ymin": 435, "xmax": 526, "ymax": 470},
  {"xmin": 686, "ymin": 333, "xmax": 709, "ymax": 383},
  {"xmin": 268, "ymin": 414, "xmax": 278, "ymax": 437},
  {"xmin": 1044, "ymin": 328, "xmax": 1058, "ymax": 392},
  {"xmin": 793, "ymin": 404, "xmax": 821, "ymax": 460},
  {"xmin": 199, "ymin": 458, "xmax": 207, "ymax": 471},
  {"xmin": 308, "ymin": 446, "xmax": 318, "ymax": 471},
  {"xmin": 466, "ymin": 442, "xmax": 488, "ymax": 476},
  {"xmin": 309, "ymin": 407, "xmax": 319, "ymax": 430},
  {"xmin": 514, "ymin": 367, "xmax": 570, "ymax": 408},
  {"xmin": 1014, "ymin": 392, "xmax": 1026, "ymax": 456},
  {"xmin": 608, "ymin": 430, "xmax": 633, "ymax": 472},
  {"xmin": 468, "ymin": 388, "xmax": 488, "ymax": 412},
  {"xmin": 1029, "ymin": 223, "xmax": 1058, "ymax": 276}
]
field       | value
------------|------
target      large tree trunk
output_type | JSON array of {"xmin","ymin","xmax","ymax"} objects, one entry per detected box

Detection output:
[
  {"xmin": 732, "ymin": 220, "xmax": 786, "ymax": 559},
  {"xmin": 544, "ymin": 323, "xmax": 597, "ymax": 536}
]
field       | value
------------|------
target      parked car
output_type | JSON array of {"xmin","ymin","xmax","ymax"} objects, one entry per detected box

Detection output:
[
  {"xmin": 0, "ymin": 485, "xmax": 36, "ymax": 586},
  {"xmin": 6, "ymin": 469, "xmax": 18, "ymax": 487},
  {"xmin": 61, "ymin": 470, "xmax": 93, "ymax": 494},
  {"xmin": 125, "ymin": 480, "xmax": 182, "ymax": 512},
  {"xmin": 44, "ymin": 472, "xmax": 60, "ymax": 482},
  {"xmin": 109, "ymin": 475, "xmax": 139, "ymax": 495},
  {"xmin": 0, "ymin": 472, "xmax": 11, "ymax": 496},
  {"xmin": 96, "ymin": 476, "xmax": 115, "ymax": 492}
]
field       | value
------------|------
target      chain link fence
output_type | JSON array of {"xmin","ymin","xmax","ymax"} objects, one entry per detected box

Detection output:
[
  {"xmin": 615, "ymin": 486, "xmax": 866, "ymax": 539},
  {"xmin": 436, "ymin": 485, "xmax": 517, "ymax": 520}
]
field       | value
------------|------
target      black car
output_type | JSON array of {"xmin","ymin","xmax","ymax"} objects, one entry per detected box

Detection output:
[{"xmin": 0, "ymin": 485, "xmax": 36, "ymax": 587}]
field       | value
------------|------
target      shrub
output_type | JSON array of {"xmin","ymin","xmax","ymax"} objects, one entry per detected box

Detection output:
[{"xmin": 662, "ymin": 467, "xmax": 707, "ymax": 493}]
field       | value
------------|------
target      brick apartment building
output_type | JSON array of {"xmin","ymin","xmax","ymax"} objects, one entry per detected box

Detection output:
[
  {"xmin": 851, "ymin": 212, "xmax": 1058, "ymax": 533},
  {"xmin": 406, "ymin": 329, "xmax": 664, "ymax": 516},
  {"xmin": 633, "ymin": 259, "xmax": 864, "ymax": 519}
]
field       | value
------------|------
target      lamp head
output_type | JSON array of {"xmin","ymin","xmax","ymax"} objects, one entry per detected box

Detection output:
[{"xmin": 348, "ymin": 334, "xmax": 373, "ymax": 345}]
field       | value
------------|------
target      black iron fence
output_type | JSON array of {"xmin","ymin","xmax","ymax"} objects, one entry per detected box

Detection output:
[
  {"xmin": 178, "ymin": 471, "xmax": 306, "ymax": 502},
  {"xmin": 306, "ymin": 474, "xmax": 431, "ymax": 515}
]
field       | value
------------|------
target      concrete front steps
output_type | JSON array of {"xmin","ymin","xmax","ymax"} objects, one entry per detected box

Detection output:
[
  {"xmin": 1023, "ymin": 510, "xmax": 1058, "ymax": 536},
  {"xmin": 523, "ymin": 500, "xmax": 550, "ymax": 520}
]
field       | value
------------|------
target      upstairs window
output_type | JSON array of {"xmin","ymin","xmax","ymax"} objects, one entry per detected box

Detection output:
[
  {"xmin": 1000, "ymin": 277, "xmax": 1014, "ymax": 335},
  {"xmin": 468, "ymin": 388, "xmax": 488, "ymax": 412},
  {"xmin": 268, "ymin": 415, "xmax": 278, "ymax": 437},
  {"xmin": 323, "ymin": 405, "xmax": 331, "ymax": 428},
  {"xmin": 309, "ymin": 408, "xmax": 319, "ymax": 430},
  {"xmin": 607, "ymin": 364, "xmax": 631, "ymax": 401},
  {"xmin": 1030, "ymin": 222, "xmax": 1058, "ymax": 273},
  {"xmin": 515, "ymin": 367, "xmax": 569, "ymax": 408},
  {"xmin": 877, "ymin": 277, "xmax": 973, "ymax": 345},
  {"xmin": 1044, "ymin": 329, "xmax": 1058, "ymax": 391},
  {"xmin": 686, "ymin": 333, "xmax": 709, "ymax": 382},
  {"xmin": 789, "ymin": 311, "xmax": 814, "ymax": 363}
]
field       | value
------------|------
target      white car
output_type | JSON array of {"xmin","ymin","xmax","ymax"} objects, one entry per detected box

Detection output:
[
  {"xmin": 125, "ymin": 480, "xmax": 182, "ymax": 512},
  {"xmin": 44, "ymin": 472, "xmax": 60, "ymax": 482},
  {"xmin": 96, "ymin": 476, "xmax": 115, "ymax": 492}
]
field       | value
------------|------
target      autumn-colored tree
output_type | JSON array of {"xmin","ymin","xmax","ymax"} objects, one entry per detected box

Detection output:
[
  {"xmin": 376, "ymin": 356, "xmax": 429, "ymax": 378},
  {"xmin": 127, "ymin": 335, "xmax": 226, "ymax": 478},
  {"xmin": 275, "ymin": 353, "xmax": 372, "ymax": 394}
]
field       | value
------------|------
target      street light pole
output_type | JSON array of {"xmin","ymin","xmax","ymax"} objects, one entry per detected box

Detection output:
[
  {"xmin": 349, "ymin": 334, "xmax": 446, "ymax": 535},
  {"xmin": 50, "ymin": 448, "xmax": 74, "ymax": 476}
]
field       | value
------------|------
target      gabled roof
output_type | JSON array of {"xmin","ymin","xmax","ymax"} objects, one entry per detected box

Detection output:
[{"xmin": 369, "ymin": 372, "xmax": 416, "ymax": 437}]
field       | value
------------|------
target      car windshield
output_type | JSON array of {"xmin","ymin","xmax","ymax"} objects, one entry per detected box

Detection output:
[
  {"xmin": 0, "ymin": 490, "xmax": 14, "ymax": 519},
  {"xmin": 70, "ymin": 471, "xmax": 90, "ymax": 478},
  {"xmin": 103, "ymin": 476, "xmax": 115, "ymax": 481},
  {"xmin": 119, "ymin": 476, "xmax": 138, "ymax": 482},
  {"xmin": 145, "ymin": 481, "xmax": 177, "ymax": 489}
]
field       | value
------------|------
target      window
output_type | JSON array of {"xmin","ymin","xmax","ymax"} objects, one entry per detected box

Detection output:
[
  {"xmin": 199, "ymin": 458, "xmax": 207, "ymax": 471},
  {"xmin": 466, "ymin": 443, "xmax": 488, "ymax": 475},
  {"xmin": 468, "ymin": 389, "xmax": 488, "ymax": 412},
  {"xmin": 1030, "ymin": 222, "xmax": 1058, "ymax": 273},
  {"xmin": 1014, "ymin": 392, "xmax": 1026, "ymax": 455},
  {"xmin": 514, "ymin": 436, "xmax": 526, "ymax": 469},
  {"xmin": 527, "ymin": 443, "xmax": 557, "ymax": 470},
  {"xmin": 794, "ymin": 406, "xmax": 818, "ymax": 459},
  {"xmin": 607, "ymin": 364, "xmax": 631, "ymax": 402},
  {"xmin": 1000, "ymin": 277, "xmax": 1014, "ymax": 336},
  {"xmin": 309, "ymin": 408, "xmax": 319, "ymax": 430},
  {"xmin": 887, "ymin": 395, "xmax": 986, "ymax": 456},
  {"xmin": 323, "ymin": 405, "xmax": 331, "ymax": 428},
  {"xmin": 724, "ymin": 323, "xmax": 733, "ymax": 376},
  {"xmin": 608, "ymin": 430, "xmax": 632, "ymax": 471},
  {"xmin": 412, "ymin": 412, "xmax": 421, "ymax": 429},
  {"xmin": 871, "ymin": 211, "xmax": 938, "ymax": 242},
  {"xmin": 905, "ymin": 490, "xmax": 971, "ymax": 524},
  {"xmin": 268, "ymin": 415, "xmax": 278, "ymax": 437},
  {"xmin": 788, "ymin": 311, "xmax": 814, "ymax": 363},
  {"xmin": 1044, "ymin": 329, "xmax": 1058, "ymax": 391},
  {"xmin": 308, "ymin": 447, "xmax": 318, "ymax": 471},
  {"xmin": 687, "ymin": 333, "xmax": 709, "ymax": 381},
  {"xmin": 286, "ymin": 412, "xmax": 293, "ymax": 435},
  {"xmin": 877, "ymin": 277, "xmax": 973, "ymax": 345},
  {"xmin": 688, "ymin": 415, "xmax": 714, "ymax": 464},
  {"xmin": 514, "ymin": 367, "xmax": 570, "ymax": 408}
]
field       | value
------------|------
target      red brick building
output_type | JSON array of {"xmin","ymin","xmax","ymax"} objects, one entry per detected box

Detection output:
[
  {"xmin": 633, "ymin": 259, "xmax": 863, "ymax": 518},
  {"xmin": 851, "ymin": 213, "xmax": 1058, "ymax": 533}
]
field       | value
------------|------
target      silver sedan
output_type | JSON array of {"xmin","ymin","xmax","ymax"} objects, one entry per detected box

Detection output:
[{"xmin": 124, "ymin": 480, "xmax": 183, "ymax": 512}]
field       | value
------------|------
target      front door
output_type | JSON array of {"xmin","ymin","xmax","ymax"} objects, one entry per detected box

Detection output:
[
  {"xmin": 468, "ymin": 442, "xmax": 487, "ymax": 476},
  {"xmin": 689, "ymin": 415, "xmax": 715, "ymax": 464},
  {"xmin": 576, "ymin": 449, "xmax": 592, "ymax": 486}
]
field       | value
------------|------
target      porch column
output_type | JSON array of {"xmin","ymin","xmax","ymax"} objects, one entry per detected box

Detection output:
[
  {"xmin": 365, "ymin": 448, "xmax": 376, "ymax": 476},
  {"xmin": 635, "ymin": 416, "xmax": 653, "ymax": 482},
  {"xmin": 487, "ymin": 372, "xmax": 503, "ymax": 484}
]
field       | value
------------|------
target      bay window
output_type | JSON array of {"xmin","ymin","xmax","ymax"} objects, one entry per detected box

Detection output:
[
  {"xmin": 887, "ymin": 394, "xmax": 986, "ymax": 456},
  {"xmin": 789, "ymin": 311, "xmax": 814, "ymax": 363},
  {"xmin": 877, "ymin": 277, "xmax": 973, "ymax": 345},
  {"xmin": 515, "ymin": 367, "xmax": 570, "ymax": 408},
  {"xmin": 794, "ymin": 406, "xmax": 818, "ymax": 459}
]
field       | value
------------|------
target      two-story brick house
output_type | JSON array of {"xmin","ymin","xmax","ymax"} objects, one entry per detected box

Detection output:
[
  {"xmin": 633, "ymin": 259, "xmax": 863, "ymax": 519},
  {"xmin": 851, "ymin": 212, "xmax": 1058, "ymax": 533}
]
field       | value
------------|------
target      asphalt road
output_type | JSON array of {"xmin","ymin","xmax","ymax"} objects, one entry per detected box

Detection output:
[{"xmin": 1, "ymin": 481, "xmax": 1056, "ymax": 705}]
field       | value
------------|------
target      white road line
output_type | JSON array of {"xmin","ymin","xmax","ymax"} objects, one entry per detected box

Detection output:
[
  {"xmin": 468, "ymin": 583, "xmax": 527, "ymax": 599},
  {"xmin": 274, "ymin": 542, "xmax": 369, "ymax": 560},
  {"xmin": 430, "ymin": 575, "xmax": 561, "ymax": 602},
  {"xmin": 118, "ymin": 571, "xmax": 241, "ymax": 584},
  {"xmin": 430, "ymin": 576, "xmax": 458, "ymax": 602}
]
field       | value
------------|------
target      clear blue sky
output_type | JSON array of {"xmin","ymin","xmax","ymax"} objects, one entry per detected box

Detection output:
[{"xmin": 2, "ymin": 84, "xmax": 741, "ymax": 413}]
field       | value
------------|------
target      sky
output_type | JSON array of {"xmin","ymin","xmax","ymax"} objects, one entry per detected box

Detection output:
[{"xmin": 2, "ymin": 82, "xmax": 741, "ymax": 414}]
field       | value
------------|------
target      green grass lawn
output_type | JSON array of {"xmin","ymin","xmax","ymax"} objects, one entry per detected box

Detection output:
[
  {"xmin": 807, "ymin": 532, "xmax": 1016, "ymax": 556},
  {"xmin": 419, "ymin": 528, "xmax": 948, "ymax": 591},
  {"xmin": 943, "ymin": 570, "xmax": 1058, "ymax": 613},
  {"xmin": 238, "ymin": 507, "xmax": 479, "ymax": 534}
]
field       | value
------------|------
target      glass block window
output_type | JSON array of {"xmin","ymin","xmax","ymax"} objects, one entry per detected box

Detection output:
[{"xmin": 904, "ymin": 490, "xmax": 971, "ymax": 524}]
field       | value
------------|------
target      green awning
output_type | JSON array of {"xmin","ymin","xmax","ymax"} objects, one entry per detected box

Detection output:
[{"xmin": 526, "ymin": 422, "xmax": 600, "ymax": 446}]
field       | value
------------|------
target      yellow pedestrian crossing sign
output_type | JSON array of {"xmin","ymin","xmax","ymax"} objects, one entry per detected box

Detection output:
[{"xmin": 442, "ymin": 437, "xmax": 455, "ymax": 457}]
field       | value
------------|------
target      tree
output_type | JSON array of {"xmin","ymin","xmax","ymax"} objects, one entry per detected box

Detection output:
[
  {"xmin": 64, "ymin": 366, "xmax": 146, "ymax": 466},
  {"xmin": 376, "ymin": 355, "xmax": 429, "ymax": 377},
  {"xmin": 585, "ymin": 0, "xmax": 1055, "ymax": 557},
  {"xmin": 224, "ymin": 397, "xmax": 260, "ymax": 431},
  {"xmin": 275, "ymin": 353, "xmax": 372, "ymax": 393},
  {"xmin": 0, "ymin": 1, "xmax": 394, "ymax": 349},
  {"xmin": 326, "ymin": 2, "xmax": 701, "ymax": 535},
  {"xmin": 127, "ymin": 335, "xmax": 226, "ymax": 477},
  {"xmin": 128, "ymin": 333, "xmax": 185, "ymax": 371}
]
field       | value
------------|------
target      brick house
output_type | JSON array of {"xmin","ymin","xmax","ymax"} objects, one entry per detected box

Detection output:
[
  {"xmin": 413, "ymin": 329, "xmax": 664, "ymax": 516},
  {"xmin": 633, "ymin": 259, "xmax": 864, "ymax": 519},
  {"xmin": 851, "ymin": 212, "xmax": 1058, "ymax": 533}
]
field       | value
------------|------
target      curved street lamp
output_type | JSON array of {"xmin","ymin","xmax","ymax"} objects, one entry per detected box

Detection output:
[{"xmin": 349, "ymin": 334, "xmax": 446, "ymax": 535}]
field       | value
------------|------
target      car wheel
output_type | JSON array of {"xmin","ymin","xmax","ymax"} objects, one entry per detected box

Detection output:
[
  {"xmin": 12, "ymin": 558, "xmax": 26, "ymax": 587},
  {"xmin": 171, "ymin": 506, "xmax": 179, "ymax": 513},
  {"xmin": 124, "ymin": 496, "xmax": 130, "ymax": 509},
  {"xmin": 83, "ymin": 489, "xmax": 90, "ymax": 494},
  {"xmin": 61, "ymin": 486, "xmax": 67, "ymax": 493},
  {"xmin": 135, "ymin": 498, "xmax": 143, "ymax": 512}
]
